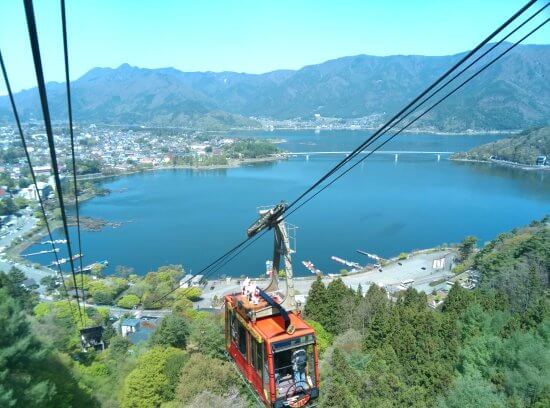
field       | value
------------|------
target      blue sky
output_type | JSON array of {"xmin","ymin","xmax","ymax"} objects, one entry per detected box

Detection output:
[{"xmin": 0, "ymin": 0, "xmax": 548, "ymax": 94}]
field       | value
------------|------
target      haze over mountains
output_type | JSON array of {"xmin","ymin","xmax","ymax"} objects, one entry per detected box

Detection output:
[{"xmin": 1, "ymin": 43, "xmax": 548, "ymax": 132}]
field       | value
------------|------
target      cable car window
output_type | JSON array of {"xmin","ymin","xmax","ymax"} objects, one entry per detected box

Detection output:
[
  {"xmin": 230, "ymin": 313, "xmax": 248, "ymax": 359},
  {"xmin": 251, "ymin": 338, "xmax": 263, "ymax": 377},
  {"xmin": 237, "ymin": 320, "xmax": 247, "ymax": 358},
  {"xmin": 230, "ymin": 312, "xmax": 239, "ymax": 344},
  {"xmin": 272, "ymin": 335, "xmax": 317, "ymax": 399},
  {"xmin": 272, "ymin": 334, "xmax": 315, "ymax": 353}
]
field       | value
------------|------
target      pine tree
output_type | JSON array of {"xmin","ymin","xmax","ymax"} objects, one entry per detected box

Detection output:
[
  {"xmin": 1, "ymin": 289, "xmax": 98, "ymax": 407},
  {"xmin": 0, "ymin": 288, "xmax": 51, "ymax": 407},
  {"xmin": 323, "ymin": 278, "xmax": 355, "ymax": 334},
  {"xmin": 0, "ymin": 288, "xmax": 53, "ymax": 407},
  {"xmin": 458, "ymin": 235, "xmax": 477, "ymax": 261},
  {"xmin": 0, "ymin": 267, "xmax": 37, "ymax": 312},
  {"xmin": 442, "ymin": 283, "xmax": 474, "ymax": 315},
  {"xmin": 331, "ymin": 349, "xmax": 361, "ymax": 394},
  {"xmin": 320, "ymin": 377, "xmax": 361, "ymax": 408},
  {"xmin": 304, "ymin": 277, "xmax": 327, "ymax": 324}
]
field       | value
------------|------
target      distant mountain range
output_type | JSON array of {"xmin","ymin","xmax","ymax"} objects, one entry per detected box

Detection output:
[{"xmin": 1, "ymin": 43, "xmax": 548, "ymax": 131}]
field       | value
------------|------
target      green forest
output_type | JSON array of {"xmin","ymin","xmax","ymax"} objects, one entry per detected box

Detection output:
[
  {"xmin": 222, "ymin": 139, "xmax": 280, "ymax": 159},
  {"xmin": 0, "ymin": 218, "xmax": 548, "ymax": 407},
  {"xmin": 306, "ymin": 218, "xmax": 549, "ymax": 407},
  {"xmin": 452, "ymin": 126, "xmax": 549, "ymax": 165}
]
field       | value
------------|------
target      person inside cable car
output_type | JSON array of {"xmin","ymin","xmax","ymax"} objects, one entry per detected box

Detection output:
[
  {"xmin": 274, "ymin": 346, "xmax": 311, "ymax": 396},
  {"xmin": 292, "ymin": 348, "xmax": 308, "ymax": 390}
]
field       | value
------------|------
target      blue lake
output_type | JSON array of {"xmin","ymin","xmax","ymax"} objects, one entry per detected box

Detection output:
[{"xmin": 24, "ymin": 130, "xmax": 550, "ymax": 278}]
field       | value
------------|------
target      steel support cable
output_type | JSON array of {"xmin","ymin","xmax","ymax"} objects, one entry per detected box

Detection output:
[
  {"xmin": 153, "ymin": 230, "xmax": 269, "ymax": 304},
  {"xmin": 286, "ymin": 1, "xmax": 547, "ymax": 197},
  {"xmin": 60, "ymin": 0, "xmax": 86, "ymax": 314},
  {"xmin": 147, "ymin": 1, "xmax": 542, "ymax": 305},
  {"xmin": 0, "ymin": 49, "xmax": 75, "ymax": 316},
  {"xmin": 23, "ymin": 0, "xmax": 83, "ymax": 325},
  {"xmin": 401, "ymin": 2, "xmax": 549, "ymax": 125},
  {"xmin": 284, "ymin": 17, "xmax": 550, "ymax": 222},
  {"xmin": 205, "ymin": 229, "xmax": 268, "ymax": 277},
  {"xmin": 152, "ymin": 231, "xmax": 267, "ymax": 304},
  {"xmin": 283, "ymin": 0, "xmax": 538, "ymax": 214},
  {"xmin": 204, "ymin": 13, "xmax": 550, "ymax": 280}
]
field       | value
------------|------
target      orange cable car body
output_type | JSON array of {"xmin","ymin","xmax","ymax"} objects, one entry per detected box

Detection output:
[
  {"xmin": 224, "ymin": 204, "xmax": 320, "ymax": 407},
  {"xmin": 225, "ymin": 293, "xmax": 320, "ymax": 407}
]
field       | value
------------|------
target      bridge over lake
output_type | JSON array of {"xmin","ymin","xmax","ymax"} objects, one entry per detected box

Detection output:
[
  {"xmin": 283, "ymin": 150, "xmax": 455, "ymax": 161},
  {"xmin": 283, "ymin": 150, "xmax": 454, "ymax": 155}
]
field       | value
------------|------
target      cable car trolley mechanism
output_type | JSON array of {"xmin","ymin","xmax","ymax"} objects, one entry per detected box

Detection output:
[{"xmin": 225, "ymin": 203, "xmax": 320, "ymax": 408}]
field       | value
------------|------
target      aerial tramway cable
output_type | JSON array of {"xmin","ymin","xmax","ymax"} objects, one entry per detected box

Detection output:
[
  {"xmin": 283, "ymin": 16, "xmax": 550, "ymax": 222},
  {"xmin": 153, "ymin": 0, "xmax": 547, "ymax": 303},
  {"xmin": 285, "ymin": 0, "xmax": 550, "ymax": 204},
  {"xmin": 0, "ymin": 49, "xmax": 75, "ymax": 317},
  {"xmin": 152, "ymin": 234, "xmax": 264, "ymax": 304},
  {"xmin": 60, "ymin": 0, "xmax": 86, "ymax": 314},
  {"xmin": 203, "ymin": 15, "xmax": 547, "ymax": 274},
  {"xmin": 283, "ymin": 0, "xmax": 540, "ymax": 215},
  {"xmin": 23, "ymin": 0, "xmax": 83, "ymax": 324},
  {"xmin": 287, "ymin": 0, "xmax": 537, "ymax": 215}
]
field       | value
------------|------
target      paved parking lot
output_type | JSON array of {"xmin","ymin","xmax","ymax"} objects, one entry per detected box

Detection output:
[{"xmin": 197, "ymin": 249, "xmax": 456, "ymax": 307}]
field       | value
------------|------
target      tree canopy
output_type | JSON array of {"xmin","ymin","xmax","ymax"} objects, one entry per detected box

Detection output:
[
  {"xmin": 311, "ymin": 220, "xmax": 549, "ymax": 408},
  {"xmin": 121, "ymin": 347, "xmax": 184, "ymax": 408}
]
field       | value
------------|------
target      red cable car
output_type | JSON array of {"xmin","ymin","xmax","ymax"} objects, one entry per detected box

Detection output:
[{"xmin": 225, "ymin": 204, "xmax": 320, "ymax": 407}]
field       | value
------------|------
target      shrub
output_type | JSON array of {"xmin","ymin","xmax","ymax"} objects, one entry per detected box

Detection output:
[
  {"xmin": 117, "ymin": 294, "xmax": 140, "ymax": 309},
  {"xmin": 176, "ymin": 354, "xmax": 239, "ymax": 404},
  {"xmin": 150, "ymin": 315, "xmax": 190, "ymax": 349},
  {"xmin": 121, "ymin": 347, "xmax": 183, "ymax": 408},
  {"xmin": 306, "ymin": 320, "xmax": 333, "ymax": 354},
  {"xmin": 93, "ymin": 290, "xmax": 114, "ymax": 305}
]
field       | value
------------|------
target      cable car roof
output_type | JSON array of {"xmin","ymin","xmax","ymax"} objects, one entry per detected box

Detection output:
[{"xmin": 253, "ymin": 312, "xmax": 314, "ymax": 342}]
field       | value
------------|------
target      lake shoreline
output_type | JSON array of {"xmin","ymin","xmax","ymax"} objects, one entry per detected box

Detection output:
[
  {"xmin": 5, "ymin": 156, "xmax": 283, "ymax": 263},
  {"xmin": 76, "ymin": 155, "xmax": 283, "ymax": 182},
  {"xmin": 14, "ymin": 130, "xmax": 548, "ymax": 277},
  {"xmin": 226, "ymin": 127, "xmax": 520, "ymax": 136}
]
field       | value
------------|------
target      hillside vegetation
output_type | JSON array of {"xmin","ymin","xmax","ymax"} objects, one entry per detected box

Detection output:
[
  {"xmin": 0, "ymin": 218, "xmax": 548, "ymax": 407},
  {"xmin": 452, "ymin": 126, "xmax": 550, "ymax": 165},
  {"xmin": 1, "ymin": 44, "xmax": 548, "ymax": 131},
  {"xmin": 305, "ymin": 218, "xmax": 549, "ymax": 407}
]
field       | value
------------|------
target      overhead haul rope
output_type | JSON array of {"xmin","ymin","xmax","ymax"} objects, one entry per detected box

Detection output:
[
  {"xmin": 200, "ymin": 11, "xmax": 550, "ymax": 284},
  {"xmin": 0, "ymin": 49, "xmax": 75, "ymax": 316},
  {"xmin": 283, "ymin": 0, "xmax": 539, "ymax": 214},
  {"xmin": 284, "ymin": 16, "xmax": 550, "ymax": 222},
  {"xmin": 152, "ymin": 232, "xmax": 265, "ymax": 304},
  {"xmin": 202, "ymin": 0, "xmax": 543, "ymax": 279},
  {"xmin": 200, "ymin": 15, "xmax": 548, "ymax": 280},
  {"xmin": 139, "ymin": 1, "xmax": 545, "ymax": 304},
  {"xmin": 284, "ymin": 1, "xmax": 550, "ymax": 209},
  {"xmin": 61, "ymin": 0, "xmax": 86, "ymax": 314},
  {"xmin": 23, "ymin": 0, "xmax": 83, "ymax": 325}
]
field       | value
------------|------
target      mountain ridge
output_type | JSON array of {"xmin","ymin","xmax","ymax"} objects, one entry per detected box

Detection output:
[{"xmin": 1, "ymin": 43, "xmax": 548, "ymax": 131}]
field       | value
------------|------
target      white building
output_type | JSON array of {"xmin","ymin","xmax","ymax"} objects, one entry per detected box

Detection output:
[
  {"xmin": 191, "ymin": 275, "xmax": 204, "ymax": 287},
  {"xmin": 179, "ymin": 274, "xmax": 194, "ymax": 288},
  {"xmin": 19, "ymin": 182, "xmax": 51, "ymax": 201},
  {"xmin": 121, "ymin": 318, "xmax": 140, "ymax": 337}
]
